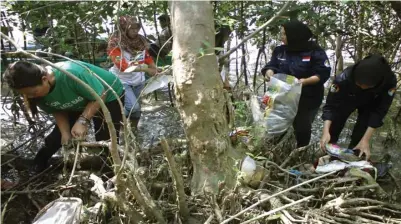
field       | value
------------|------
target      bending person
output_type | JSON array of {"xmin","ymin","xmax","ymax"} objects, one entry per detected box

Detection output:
[
  {"xmin": 3, "ymin": 60, "xmax": 124, "ymax": 172},
  {"xmin": 320, "ymin": 54, "xmax": 396, "ymax": 160}
]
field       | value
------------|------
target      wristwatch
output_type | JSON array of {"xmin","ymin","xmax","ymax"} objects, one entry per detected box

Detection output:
[{"xmin": 77, "ymin": 115, "xmax": 90, "ymax": 126}]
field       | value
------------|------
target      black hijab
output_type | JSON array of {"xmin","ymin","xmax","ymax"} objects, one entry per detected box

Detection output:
[
  {"xmin": 283, "ymin": 20, "xmax": 320, "ymax": 52},
  {"xmin": 351, "ymin": 54, "xmax": 393, "ymax": 87}
]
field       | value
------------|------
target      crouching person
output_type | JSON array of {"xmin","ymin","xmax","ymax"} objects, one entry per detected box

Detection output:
[
  {"xmin": 320, "ymin": 54, "xmax": 397, "ymax": 160},
  {"xmin": 3, "ymin": 60, "xmax": 124, "ymax": 172}
]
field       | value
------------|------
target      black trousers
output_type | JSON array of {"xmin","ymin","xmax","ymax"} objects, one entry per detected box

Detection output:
[
  {"xmin": 329, "ymin": 106, "xmax": 370, "ymax": 149},
  {"xmin": 33, "ymin": 96, "xmax": 124, "ymax": 170},
  {"xmin": 293, "ymin": 96, "xmax": 320, "ymax": 148}
]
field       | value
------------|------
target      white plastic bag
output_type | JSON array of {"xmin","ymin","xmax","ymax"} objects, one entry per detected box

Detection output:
[
  {"xmin": 262, "ymin": 74, "xmax": 302, "ymax": 135},
  {"xmin": 142, "ymin": 75, "xmax": 173, "ymax": 95},
  {"xmin": 33, "ymin": 197, "xmax": 83, "ymax": 224}
]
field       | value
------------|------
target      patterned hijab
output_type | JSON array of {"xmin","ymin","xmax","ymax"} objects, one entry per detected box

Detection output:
[{"xmin": 108, "ymin": 16, "xmax": 148, "ymax": 54}]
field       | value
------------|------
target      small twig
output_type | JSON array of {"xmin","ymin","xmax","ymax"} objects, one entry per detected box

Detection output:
[
  {"xmin": 294, "ymin": 183, "xmax": 379, "ymax": 194},
  {"xmin": 220, "ymin": 171, "xmax": 336, "ymax": 224},
  {"xmin": 1, "ymin": 193, "xmax": 15, "ymax": 223},
  {"xmin": 265, "ymin": 161, "xmax": 302, "ymax": 177},
  {"xmin": 161, "ymin": 138, "xmax": 189, "ymax": 221},
  {"xmin": 28, "ymin": 193, "xmax": 41, "ymax": 211},
  {"xmin": 204, "ymin": 214, "xmax": 214, "ymax": 224},
  {"xmin": 66, "ymin": 142, "xmax": 81, "ymax": 186},
  {"xmin": 341, "ymin": 198, "xmax": 401, "ymax": 211},
  {"xmin": 337, "ymin": 212, "xmax": 387, "ymax": 224},
  {"xmin": 80, "ymin": 141, "xmax": 110, "ymax": 148},
  {"xmin": 240, "ymin": 195, "xmax": 314, "ymax": 224},
  {"xmin": 280, "ymin": 144, "xmax": 312, "ymax": 168},
  {"xmin": 7, "ymin": 164, "xmax": 56, "ymax": 191},
  {"xmin": 1, "ymin": 185, "xmax": 76, "ymax": 195},
  {"xmin": 317, "ymin": 176, "xmax": 361, "ymax": 184},
  {"xmin": 158, "ymin": 187, "xmax": 166, "ymax": 201},
  {"xmin": 211, "ymin": 195, "xmax": 223, "ymax": 223}
]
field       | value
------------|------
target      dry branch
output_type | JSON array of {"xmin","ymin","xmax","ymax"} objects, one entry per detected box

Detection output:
[
  {"xmin": 161, "ymin": 138, "xmax": 190, "ymax": 221},
  {"xmin": 240, "ymin": 195, "xmax": 314, "ymax": 224},
  {"xmin": 220, "ymin": 171, "xmax": 336, "ymax": 224}
]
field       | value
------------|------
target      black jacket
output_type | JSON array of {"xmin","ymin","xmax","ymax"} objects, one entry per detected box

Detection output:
[
  {"xmin": 261, "ymin": 45, "xmax": 331, "ymax": 107},
  {"xmin": 322, "ymin": 66, "xmax": 397, "ymax": 128}
]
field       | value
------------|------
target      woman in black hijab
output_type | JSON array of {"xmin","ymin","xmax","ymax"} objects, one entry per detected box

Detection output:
[{"xmin": 261, "ymin": 20, "xmax": 332, "ymax": 148}]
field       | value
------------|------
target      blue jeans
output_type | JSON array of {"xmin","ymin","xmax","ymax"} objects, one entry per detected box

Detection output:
[{"xmin": 124, "ymin": 83, "xmax": 144, "ymax": 119}]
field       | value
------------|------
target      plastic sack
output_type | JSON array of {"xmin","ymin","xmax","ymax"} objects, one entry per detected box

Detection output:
[
  {"xmin": 33, "ymin": 197, "xmax": 83, "ymax": 224},
  {"xmin": 259, "ymin": 74, "xmax": 302, "ymax": 136},
  {"xmin": 142, "ymin": 74, "xmax": 173, "ymax": 95}
]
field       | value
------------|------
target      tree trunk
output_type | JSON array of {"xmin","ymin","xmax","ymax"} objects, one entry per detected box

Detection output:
[
  {"xmin": 171, "ymin": 1, "xmax": 240, "ymax": 195},
  {"xmin": 355, "ymin": 2, "xmax": 364, "ymax": 62},
  {"xmin": 335, "ymin": 35, "xmax": 344, "ymax": 74}
]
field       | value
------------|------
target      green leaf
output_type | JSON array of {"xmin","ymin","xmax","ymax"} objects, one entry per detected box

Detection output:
[{"xmin": 198, "ymin": 47, "xmax": 205, "ymax": 56}]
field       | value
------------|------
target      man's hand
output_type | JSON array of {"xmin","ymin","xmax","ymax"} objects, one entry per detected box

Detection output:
[
  {"xmin": 320, "ymin": 131, "xmax": 331, "ymax": 151},
  {"xmin": 71, "ymin": 122, "xmax": 88, "ymax": 139},
  {"xmin": 354, "ymin": 139, "xmax": 371, "ymax": 160},
  {"xmin": 263, "ymin": 69, "xmax": 274, "ymax": 81}
]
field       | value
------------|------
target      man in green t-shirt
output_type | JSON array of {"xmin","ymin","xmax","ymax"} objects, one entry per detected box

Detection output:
[{"xmin": 3, "ymin": 60, "xmax": 124, "ymax": 172}]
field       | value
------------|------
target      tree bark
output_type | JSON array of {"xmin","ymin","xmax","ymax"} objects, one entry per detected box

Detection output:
[
  {"xmin": 355, "ymin": 2, "xmax": 365, "ymax": 62},
  {"xmin": 335, "ymin": 35, "xmax": 344, "ymax": 74},
  {"xmin": 171, "ymin": 1, "xmax": 240, "ymax": 195}
]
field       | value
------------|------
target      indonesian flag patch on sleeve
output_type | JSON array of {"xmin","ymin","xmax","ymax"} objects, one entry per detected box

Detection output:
[
  {"xmin": 330, "ymin": 83, "xmax": 339, "ymax": 93},
  {"xmin": 324, "ymin": 59, "xmax": 330, "ymax": 67},
  {"xmin": 302, "ymin": 56, "xmax": 311, "ymax": 62},
  {"xmin": 388, "ymin": 88, "xmax": 396, "ymax": 96}
]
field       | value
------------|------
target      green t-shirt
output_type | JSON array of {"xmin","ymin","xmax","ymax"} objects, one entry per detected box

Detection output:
[{"xmin": 38, "ymin": 61, "xmax": 123, "ymax": 113}]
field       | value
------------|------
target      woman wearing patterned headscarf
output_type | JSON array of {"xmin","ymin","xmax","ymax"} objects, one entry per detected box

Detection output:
[{"xmin": 108, "ymin": 15, "xmax": 157, "ymax": 129}]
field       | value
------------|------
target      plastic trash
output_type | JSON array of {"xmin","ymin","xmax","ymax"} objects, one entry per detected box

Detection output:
[
  {"xmin": 325, "ymin": 144, "xmax": 361, "ymax": 162},
  {"xmin": 264, "ymin": 74, "xmax": 301, "ymax": 135},
  {"xmin": 142, "ymin": 75, "xmax": 173, "ymax": 95},
  {"xmin": 250, "ymin": 74, "xmax": 302, "ymax": 136},
  {"xmin": 315, "ymin": 160, "xmax": 374, "ymax": 173},
  {"xmin": 241, "ymin": 156, "xmax": 257, "ymax": 184},
  {"xmin": 33, "ymin": 197, "xmax": 83, "ymax": 224}
]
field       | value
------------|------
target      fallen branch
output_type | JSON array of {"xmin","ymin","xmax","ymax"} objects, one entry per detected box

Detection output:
[
  {"xmin": 80, "ymin": 141, "xmax": 111, "ymax": 148},
  {"xmin": 89, "ymin": 174, "xmax": 144, "ymax": 223},
  {"xmin": 280, "ymin": 144, "xmax": 313, "ymax": 168},
  {"xmin": 240, "ymin": 195, "xmax": 314, "ymax": 224},
  {"xmin": 204, "ymin": 214, "xmax": 214, "ymax": 224},
  {"xmin": 341, "ymin": 198, "xmax": 401, "ymax": 211},
  {"xmin": 294, "ymin": 183, "xmax": 379, "ymax": 194},
  {"xmin": 220, "ymin": 171, "xmax": 336, "ymax": 224},
  {"xmin": 1, "ymin": 193, "xmax": 15, "ymax": 224},
  {"xmin": 66, "ymin": 142, "xmax": 81, "ymax": 186},
  {"xmin": 161, "ymin": 138, "xmax": 190, "ymax": 221}
]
